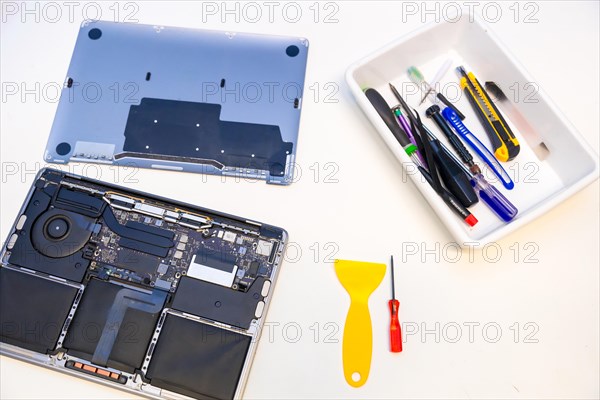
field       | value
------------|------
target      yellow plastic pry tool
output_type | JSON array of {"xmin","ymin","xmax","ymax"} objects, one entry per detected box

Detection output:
[
  {"xmin": 458, "ymin": 67, "xmax": 520, "ymax": 162},
  {"xmin": 334, "ymin": 259, "xmax": 386, "ymax": 387}
]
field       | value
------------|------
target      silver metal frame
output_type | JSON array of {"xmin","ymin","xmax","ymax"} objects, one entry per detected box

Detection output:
[{"xmin": 44, "ymin": 20, "xmax": 309, "ymax": 185}]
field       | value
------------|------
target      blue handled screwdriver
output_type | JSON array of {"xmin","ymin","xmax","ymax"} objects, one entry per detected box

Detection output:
[
  {"xmin": 422, "ymin": 124, "xmax": 518, "ymax": 222},
  {"xmin": 442, "ymin": 107, "xmax": 515, "ymax": 190}
]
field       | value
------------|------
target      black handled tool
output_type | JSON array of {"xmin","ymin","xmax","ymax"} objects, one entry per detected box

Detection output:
[
  {"xmin": 364, "ymin": 89, "xmax": 422, "ymax": 167},
  {"xmin": 427, "ymin": 138, "xmax": 478, "ymax": 207},
  {"xmin": 426, "ymin": 105, "xmax": 472, "ymax": 165},
  {"xmin": 389, "ymin": 83, "xmax": 478, "ymax": 226}
]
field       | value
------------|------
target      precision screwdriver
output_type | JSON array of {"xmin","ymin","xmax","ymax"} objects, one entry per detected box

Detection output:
[
  {"xmin": 364, "ymin": 88, "xmax": 424, "ymax": 168},
  {"xmin": 388, "ymin": 255, "xmax": 402, "ymax": 353},
  {"xmin": 426, "ymin": 104, "xmax": 472, "ymax": 164},
  {"xmin": 428, "ymin": 104, "xmax": 515, "ymax": 191},
  {"xmin": 423, "ymin": 125, "xmax": 518, "ymax": 222},
  {"xmin": 392, "ymin": 105, "xmax": 426, "ymax": 167}
]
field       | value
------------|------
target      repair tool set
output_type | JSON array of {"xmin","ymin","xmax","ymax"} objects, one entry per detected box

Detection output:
[{"xmin": 367, "ymin": 61, "xmax": 522, "ymax": 228}]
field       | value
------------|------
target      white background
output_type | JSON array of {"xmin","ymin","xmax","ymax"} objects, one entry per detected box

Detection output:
[{"xmin": 1, "ymin": 1, "xmax": 599, "ymax": 399}]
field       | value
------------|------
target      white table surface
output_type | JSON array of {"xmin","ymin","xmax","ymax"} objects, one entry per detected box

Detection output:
[{"xmin": 1, "ymin": 1, "xmax": 598, "ymax": 399}]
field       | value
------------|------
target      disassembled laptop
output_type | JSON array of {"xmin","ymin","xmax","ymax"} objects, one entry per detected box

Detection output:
[{"xmin": 1, "ymin": 168, "xmax": 287, "ymax": 399}]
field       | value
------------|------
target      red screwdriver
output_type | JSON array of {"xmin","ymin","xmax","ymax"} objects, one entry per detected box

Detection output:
[{"xmin": 389, "ymin": 255, "xmax": 402, "ymax": 352}]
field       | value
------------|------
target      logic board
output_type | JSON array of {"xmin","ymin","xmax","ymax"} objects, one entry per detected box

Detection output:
[{"xmin": 86, "ymin": 200, "xmax": 278, "ymax": 294}]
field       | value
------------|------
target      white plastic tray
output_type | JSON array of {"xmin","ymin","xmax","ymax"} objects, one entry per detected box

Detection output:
[{"xmin": 346, "ymin": 16, "xmax": 599, "ymax": 246}]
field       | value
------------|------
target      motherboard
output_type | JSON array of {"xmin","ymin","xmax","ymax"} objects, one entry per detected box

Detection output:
[{"xmin": 86, "ymin": 196, "xmax": 278, "ymax": 294}]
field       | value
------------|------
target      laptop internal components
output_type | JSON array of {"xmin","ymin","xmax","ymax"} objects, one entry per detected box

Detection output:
[{"xmin": 0, "ymin": 168, "xmax": 287, "ymax": 399}]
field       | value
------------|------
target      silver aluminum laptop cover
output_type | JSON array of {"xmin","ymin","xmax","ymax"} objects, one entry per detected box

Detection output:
[{"xmin": 44, "ymin": 20, "xmax": 309, "ymax": 185}]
